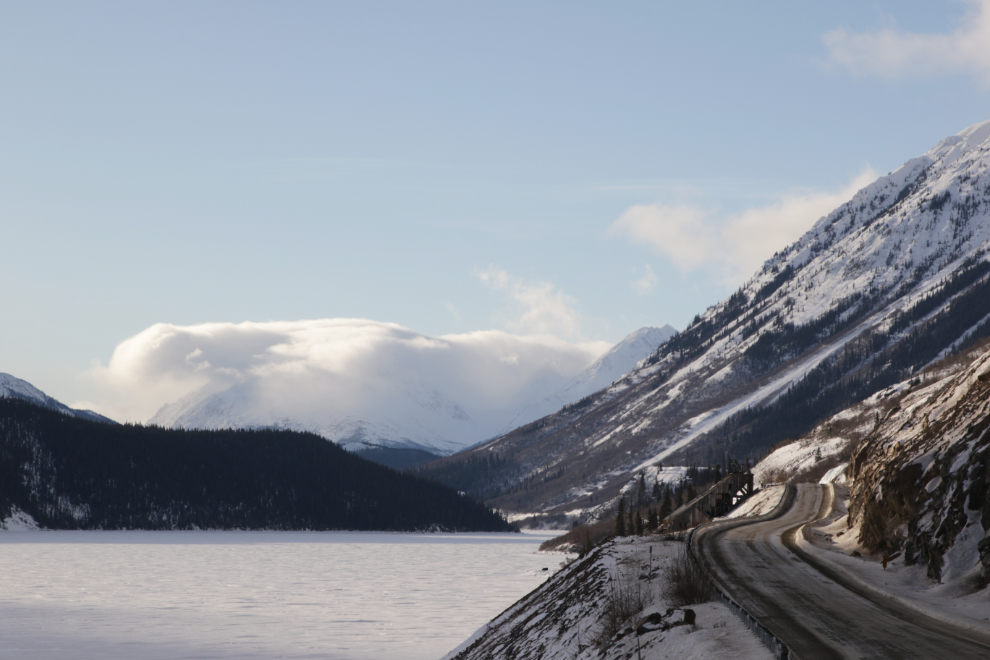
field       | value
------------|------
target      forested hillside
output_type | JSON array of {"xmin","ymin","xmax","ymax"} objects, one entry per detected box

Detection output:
[{"xmin": 0, "ymin": 397, "xmax": 513, "ymax": 532}]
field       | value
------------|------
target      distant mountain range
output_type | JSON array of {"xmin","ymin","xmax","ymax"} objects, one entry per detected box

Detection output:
[
  {"xmin": 0, "ymin": 373, "xmax": 116, "ymax": 425},
  {"xmin": 146, "ymin": 325, "xmax": 676, "ymax": 459},
  {"xmin": 421, "ymin": 119, "xmax": 990, "ymax": 518}
]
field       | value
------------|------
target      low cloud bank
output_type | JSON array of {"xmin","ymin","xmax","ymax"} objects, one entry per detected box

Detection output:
[{"xmin": 82, "ymin": 319, "xmax": 611, "ymax": 452}]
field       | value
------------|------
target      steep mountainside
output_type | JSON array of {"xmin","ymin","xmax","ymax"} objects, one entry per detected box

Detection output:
[
  {"xmin": 0, "ymin": 397, "xmax": 513, "ymax": 532},
  {"xmin": 504, "ymin": 325, "xmax": 677, "ymax": 429},
  {"xmin": 0, "ymin": 372, "xmax": 116, "ymax": 424},
  {"xmin": 148, "ymin": 326, "xmax": 672, "ymax": 456},
  {"xmin": 425, "ymin": 119, "xmax": 990, "ymax": 517}
]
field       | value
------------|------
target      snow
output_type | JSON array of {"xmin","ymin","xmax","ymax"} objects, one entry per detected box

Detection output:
[
  {"xmin": 443, "ymin": 536, "xmax": 772, "ymax": 660},
  {"xmin": 0, "ymin": 506, "xmax": 40, "ymax": 530},
  {"xmin": 819, "ymin": 463, "xmax": 849, "ymax": 484},
  {"xmin": 941, "ymin": 509, "xmax": 985, "ymax": 583},
  {"xmin": 0, "ymin": 373, "xmax": 53, "ymax": 405},
  {"xmin": 801, "ymin": 484, "xmax": 990, "ymax": 633},
  {"xmin": 0, "ymin": 530, "xmax": 559, "ymax": 660},
  {"xmin": 752, "ymin": 436, "xmax": 850, "ymax": 484},
  {"xmin": 722, "ymin": 486, "xmax": 785, "ymax": 519}
]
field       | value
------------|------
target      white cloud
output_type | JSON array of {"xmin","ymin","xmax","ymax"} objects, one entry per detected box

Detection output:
[
  {"xmin": 631, "ymin": 264, "xmax": 659, "ymax": 296},
  {"xmin": 83, "ymin": 319, "xmax": 612, "ymax": 452},
  {"xmin": 610, "ymin": 169, "xmax": 877, "ymax": 283},
  {"xmin": 476, "ymin": 268, "xmax": 585, "ymax": 339},
  {"xmin": 822, "ymin": 0, "xmax": 990, "ymax": 81}
]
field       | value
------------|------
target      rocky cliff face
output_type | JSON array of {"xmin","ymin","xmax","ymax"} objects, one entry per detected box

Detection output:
[{"xmin": 848, "ymin": 341, "xmax": 990, "ymax": 584}]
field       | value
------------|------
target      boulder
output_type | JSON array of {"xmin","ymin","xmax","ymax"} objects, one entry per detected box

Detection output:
[{"xmin": 635, "ymin": 612, "xmax": 667, "ymax": 635}]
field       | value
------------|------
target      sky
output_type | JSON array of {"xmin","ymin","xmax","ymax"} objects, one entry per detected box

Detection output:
[{"xmin": 4, "ymin": 1, "xmax": 990, "ymax": 420}]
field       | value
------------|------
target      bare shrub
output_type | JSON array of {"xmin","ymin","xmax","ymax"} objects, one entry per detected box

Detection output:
[
  {"xmin": 788, "ymin": 446, "xmax": 852, "ymax": 484},
  {"xmin": 592, "ymin": 569, "xmax": 654, "ymax": 649},
  {"xmin": 662, "ymin": 545, "xmax": 714, "ymax": 606},
  {"xmin": 539, "ymin": 517, "xmax": 615, "ymax": 554},
  {"xmin": 761, "ymin": 467, "xmax": 784, "ymax": 484}
]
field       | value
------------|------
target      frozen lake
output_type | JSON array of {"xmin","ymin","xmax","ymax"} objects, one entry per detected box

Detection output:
[{"xmin": 0, "ymin": 530, "xmax": 563, "ymax": 660}]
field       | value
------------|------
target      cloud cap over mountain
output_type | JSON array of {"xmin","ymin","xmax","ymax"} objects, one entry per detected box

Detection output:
[{"xmin": 84, "ymin": 319, "xmax": 614, "ymax": 453}]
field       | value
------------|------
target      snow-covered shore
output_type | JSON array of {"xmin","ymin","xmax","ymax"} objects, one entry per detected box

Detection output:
[{"xmin": 442, "ymin": 534, "xmax": 773, "ymax": 660}]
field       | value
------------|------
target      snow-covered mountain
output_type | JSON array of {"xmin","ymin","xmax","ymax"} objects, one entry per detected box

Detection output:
[
  {"xmin": 504, "ymin": 325, "xmax": 677, "ymax": 428},
  {"xmin": 559, "ymin": 326, "xmax": 678, "ymax": 403},
  {"xmin": 148, "ymin": 326, "xmax": 671, "ymax": 455},
  {"xmin": 0, "ymin": 373, "xmax": 115, "ymax": 424},
  {"xmin": 432, "ymin": 119, "xmax": 990, "ymax": 516}
]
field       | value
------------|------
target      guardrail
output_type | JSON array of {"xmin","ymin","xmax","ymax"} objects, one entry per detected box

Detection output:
[
  {"xmin": 686, "ymin": 484, "xmax": 797, "ymax": 660},
  {"xmin": 718, "ymin": 591, "xmax": 791, "ymax": 660}
]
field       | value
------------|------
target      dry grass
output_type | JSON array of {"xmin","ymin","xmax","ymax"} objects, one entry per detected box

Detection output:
[
  {"xmin": 787, "ymin": 447, "xmax": 853, "ymax": 484},
  {"xmin": 539, "ymin": 518, "xmax": 615, "ymax": 554},
  {"xmin": 592, "ymin": 568, "xmax": 655, "ymax": 649},
  {"xmin": 661, "ymin": 545, "xmax": 714, "ymax": 606}
]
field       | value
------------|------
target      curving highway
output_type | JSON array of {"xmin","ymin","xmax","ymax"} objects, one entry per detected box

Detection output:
[{"xmin": 694, "ymin": 483, "xmax": 990, "ymax": 659}]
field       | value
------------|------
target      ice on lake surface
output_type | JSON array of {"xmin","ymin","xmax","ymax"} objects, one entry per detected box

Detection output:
[{"xmin": 0, "ymin": 530, "xmax": 561, "ymax": 660}]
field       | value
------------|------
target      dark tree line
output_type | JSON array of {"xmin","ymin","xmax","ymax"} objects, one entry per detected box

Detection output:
[
  {"xmin": 415, "ymin": 452, "xmax": 519, "ymax": 500},
  {"xmin": 613, "ymin": 464, "xmax": 733, "ymax": 538},
  {"xmin": 0, "ymin": 397, "xmax": 514, "ymax": 532}
]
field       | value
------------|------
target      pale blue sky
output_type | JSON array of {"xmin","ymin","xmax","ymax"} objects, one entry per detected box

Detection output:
[{"xmin": 3, "ymin": 1, "xmax": 990, "ymax": 412}]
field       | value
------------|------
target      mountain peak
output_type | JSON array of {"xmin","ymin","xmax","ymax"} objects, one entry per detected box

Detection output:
[
  {"xmin": 0, "ymin": 373, "xmax": 56, "ymax": 407},
  {"xmin": 0, "ymin": 373, "xmax": 116, "ymax": 424}
]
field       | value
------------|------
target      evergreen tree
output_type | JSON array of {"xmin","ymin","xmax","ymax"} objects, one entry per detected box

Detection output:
[
  {"xmin": 635, "ymin": 510, "xmax": 644, "ymax": 536},
  {"xmin": 637, "ymin": 473, "xmax": 648, "ymax": 508},
  {"xmin": 615, "ymin": 497, "xmax": 626, "ymax": 537},
  {"xmin": 648, "ymin": 507, "xmax": 658, "ymax": 531},
  {"xmin": 659, "ymin": 493, "xmax": 672, "ymax": 520},
  {"xmin": 0, "ymin": 398, "xmax": 514, "ymax": 532}
]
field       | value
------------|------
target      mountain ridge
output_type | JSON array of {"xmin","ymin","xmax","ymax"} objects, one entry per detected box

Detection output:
[
  {"xmin": 422, "ymin": 119, "xmax": 990, "ymax": 519},
  {"xmin": 0, "ymin": 373, "xmax": 116, "ymax": 425}
]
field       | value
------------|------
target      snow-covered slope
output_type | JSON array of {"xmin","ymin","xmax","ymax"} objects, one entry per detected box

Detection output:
[
  {"xmin": 148, "ymin": 327, "xmax": 670, "ymax": 455},
  {"xmin": 435, "ymin": 119, "xmax": 990, "ymax": 516},
  {"xmin": 443, "ymin": 536, "xmax": 773, "ymax": 660},
  {"xmin": 0, "ymin": 373, "xmax": 57, "ymax": 407},
  {"xmin": 151, "ymin": 379, "xmax": 480, "ymax": 455},
  {"xmin": 505, "ymin": 325, "xmax": 676, "ymax": 428},
  {"xmin": 560, "ymin": 326, "xmax": 677, "ymax": 402},
  {"xmin": 0, "ymin": 373, "xmax": 115, "ymax": 424}
]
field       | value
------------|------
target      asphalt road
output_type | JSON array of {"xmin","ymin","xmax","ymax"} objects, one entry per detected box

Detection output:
[{"xmin": 694, "ymin": 483, "xmax": 990, "ymax": 659}]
